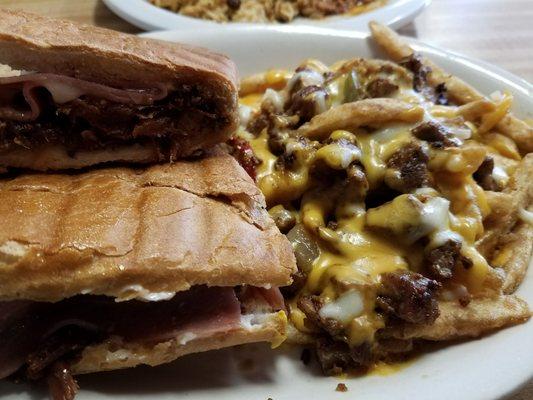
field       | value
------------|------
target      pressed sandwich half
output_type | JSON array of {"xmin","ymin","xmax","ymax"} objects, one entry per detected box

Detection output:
[
  {"xmin": 0, "ymin": 150, "xmax": 296, "ymax": 397},
  {"xmin": 0, "ymin": 9, "xmax": 238, "ymax": 171}
]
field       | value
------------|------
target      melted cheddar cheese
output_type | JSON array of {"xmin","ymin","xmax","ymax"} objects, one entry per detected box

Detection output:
[{"xmin": 238, "ymin": 57, "xmax": 523, "ymax": 350}]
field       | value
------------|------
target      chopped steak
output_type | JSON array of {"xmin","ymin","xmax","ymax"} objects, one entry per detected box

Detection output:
[
  {"xmin": 400, "ymin": 53, "xmax": 431, "ymax": 93},
  {"xmin": 386, "ymin": 143, "xmax": 430, "ymax": 192},
  {"xmin": 346, "ymin": 163, "xmax": 369, "ymax": 198},
  {"xmin": 411, "ymin": 121, "xmax": 459, "ymax": 148},
  {"xmin": 46, "ymin": 362, "xmax": 78, "ymax": 400},
  {"xmin": 426, "ymin": 240, "xmax": 473, "ymax": 280},
  {"xmin": 226, "ymin": 0, "xmax": 241, "ymax": 9},
  {"xmin": 287, "ymin": 85, "xmax": 327, "ymax": 123},
  {"xmin": 335, "ymin": 383, "xmax": 348, "ymax": 392},
  {"xmin": 247, "ymin": 112, "xmax": 271, "ymax": 135},
  {"xmin": 300, "ymin": 348, "xmax": 312, "ymax": 365},
  {"xmin": 473, "ymin": 157, "xmax": 500, "ymax": 191},
  {"xmin": 365, "ymin": 78, "xmax": 399, "ymax": 98},
  {"xmin": 434, "ymin": 83, "xmax": 449, "ymax": 106},
  {"xmin": 400, "ymin": 54, "xmax": 450, "ymax": 104},
  {"xmin": 315, "ymin": 338, "xmax": 373, "ymax": 375},
  {"xmin": 0, "ymin": 87, "xmax": 226, "ymax": 159},
  {"xmin": 298, "ymin": 295, "xmax": 344, "ymax": 336},
  {"xmin": 377, "ymin": 270, "xmax": 441, "ymax": 325},
  {"xmin": 267, "ymin": 130, "xmax": 288, "ymax": 155},
  {"xmin": 26, "ymin": 326, "xmax": 99, "ymax": 380},
  {"xmin": 280, "ymin": 270, "xmax": 308, "ymax": 298}
]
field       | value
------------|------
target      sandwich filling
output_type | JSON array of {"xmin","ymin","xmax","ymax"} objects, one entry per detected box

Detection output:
[
  {"xmin": 0, "ymin": 285, "xmax": 285, "ymax": 398},
  {"xmin": 0, "ymin": 72, "xmax": 233, "ymax": 160}
]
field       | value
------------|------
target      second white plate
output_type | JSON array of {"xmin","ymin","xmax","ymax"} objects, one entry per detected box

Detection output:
[{"xmin": 103, "ymin": 0, "xmax": 430, "ymax": 31}]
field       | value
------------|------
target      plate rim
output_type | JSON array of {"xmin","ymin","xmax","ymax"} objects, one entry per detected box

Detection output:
[{"xmin": 143, "ymin": 25, "xmax": 533, "ymax": 102}]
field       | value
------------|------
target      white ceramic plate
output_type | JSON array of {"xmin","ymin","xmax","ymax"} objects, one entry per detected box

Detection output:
[
  {"xmin": 2, "ymin": 27, "xmax": 532, "ymax": 400},
  {"xmin": 103, "ymin": 0, "xmax": 430, "ymax": 31}
]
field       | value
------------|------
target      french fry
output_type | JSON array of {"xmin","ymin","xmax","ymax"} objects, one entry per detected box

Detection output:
[
  {"xmin": 297, "ymin": 98, "xmax": 424, "ymax": 140},
  {"xmin": 240, "ymin": 69, "xmax": 291, "ymax": 96},
  {"xmin": 388, "ymin": 296, "xmax": 531, "ymax": 341},
  {"xmin": 493, "ymin": 221, "xmax": 533, "ymax": 294},
  {"xmin": 369, "ymin": 21, "xmax": 533, "ymax": 153},
  {"xmin": 477, "ymin": 154, "xmax": 533, "ymax": 257}
]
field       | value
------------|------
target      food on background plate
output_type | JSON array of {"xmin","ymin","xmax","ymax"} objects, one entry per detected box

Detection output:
[
  {"xmin": 0, "ymin": 9, "xmax": 238, "ymax": 172},
  {"xmin": 149, "ymin": 0, "xmax": 385, "ymax": 24},
  {"xmin": 0, "ymin": 149, "xmax": 296, "ymax": 398},
  {"xmin": 237, "ymin": 21, "xmax": 532, "ymax": 374}
]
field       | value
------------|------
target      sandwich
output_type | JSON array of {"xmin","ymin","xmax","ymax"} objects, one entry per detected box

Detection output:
[
  {"xmin": 0, "ymin": 149, "xmax": 296, "ymax": 398},
  {"xmin": 237, "ymin": 22, "xmax": 532, "ymax": 373},
  {"xmin": 0, "ymin": 9, "xmax": 238, "ymax": 171}
]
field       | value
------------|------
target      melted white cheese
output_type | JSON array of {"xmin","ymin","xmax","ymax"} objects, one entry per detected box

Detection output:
[{"xmin": 319, "ymin": 290, "xmax": 364, "ymax": 324}]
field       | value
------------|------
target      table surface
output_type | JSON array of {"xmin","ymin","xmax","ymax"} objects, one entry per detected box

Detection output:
[{"xmin": 0, "ymin": 0, "xmax": 530, "ymax": 399}]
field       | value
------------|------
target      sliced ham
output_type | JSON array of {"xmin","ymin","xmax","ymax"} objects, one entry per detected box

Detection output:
[
  {"xmin": 0, "ymin": 286, "xmax": 284, "ymax": 381},
  {"xmin": 0, "ymin": 73, "xmax": 169, "ymax": 122}
]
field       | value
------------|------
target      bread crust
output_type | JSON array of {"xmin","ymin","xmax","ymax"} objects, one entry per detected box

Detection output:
[
  {"xmin": 0, "ymin": 9, "xmax": 238, "ymax": 91},
  {"xmin": 71, "ymin": 311, "xmax": 286, "ymax": 374},
  {"xmin": 0, "ymin": 151, "xmax": 296, "ymax": 301},
  {"xmin": 0, "ymin": 144, "xmax": 161, "ymax": 171}
]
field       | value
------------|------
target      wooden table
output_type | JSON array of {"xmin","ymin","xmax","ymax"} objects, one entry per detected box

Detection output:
[{"xmin": 0, "ymin": 0, "xmax": 530, "ymax": 399}]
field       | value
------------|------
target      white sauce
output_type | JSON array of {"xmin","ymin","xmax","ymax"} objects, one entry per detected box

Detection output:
[
  {"xmin": 420, "ymin": 197, "xmax": 451, "ymax": 234},
  {"xmin": 240, "ymin": 313, "xmax": 268, "ymax": 331},
  {"xmin": 519, "ymin": 208, "xmax": 533, "ymax": 225},
  {"xmin": 452, "ymin": 127, "xmax": 472, "ymax": 140},
  {"xmin": 319, "ymin": 290, "xmax": 364, "ymax": 324},
  {"xmin": 116, "ymin": 285, "xmax": 176, "ymax": 302},
  {"xmin": 286, "ymin": 69, "xmax": 324, "ymax": 92},
  {"xmin": 178, "ymin": 332, "xmax": 197, "ymax": 345},
  {"xmin": 105, "ymin": 349, "xmax": 139, "ymax": 363},
  {"xmin": 492, "ymin": 165, "xmax": 509, "ymax": 186},
  {"xmin": 238, "ymin": 104, "xmax": 253, "ymax": 127},
  {"xmin": 263, "ymin": 88, "xmax": 285, "ymax": 112},
  {"xmin": 285, "ymin": 140, "xmax": 304, "ymax": 155},
  {"xmin": 414, "ymin": 187, "xmax": 439, "ymax": 197},
  {"xmin": 314, "ymin": 90, "xmax": 328, "ymax": 115},
  {"xmin": 430, "ymin": 229, "xmax": 463, "ymax": 248},
  {"xmin": 338, "ymin": 146, "xmax": 361, "ymax": 169}
]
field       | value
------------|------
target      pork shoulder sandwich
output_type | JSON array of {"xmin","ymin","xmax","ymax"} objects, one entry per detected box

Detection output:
[
  {"xmin": 0, "ymin": 150, "xmax": 296, "ymax": 398},
  {"xmin": 0, "ymin": 9, "xmax": 238, "ymax": 171}
]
